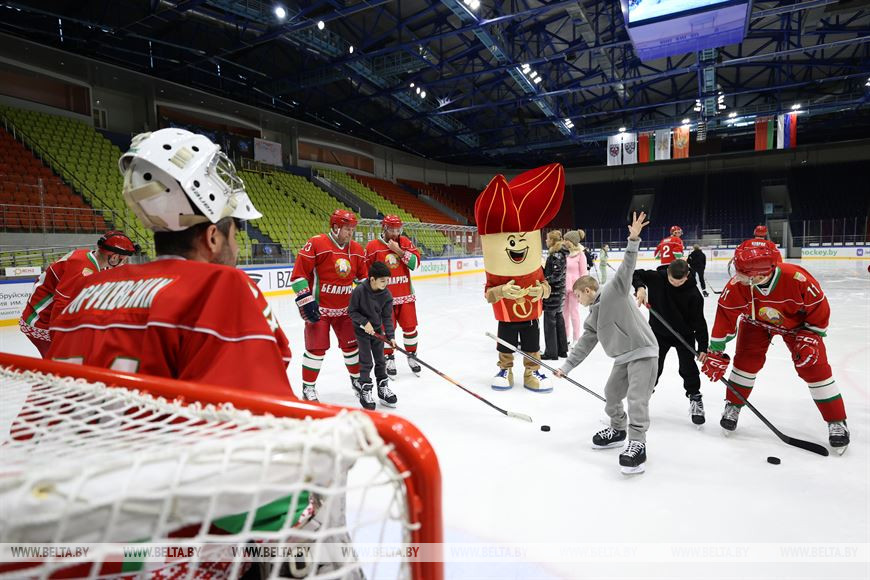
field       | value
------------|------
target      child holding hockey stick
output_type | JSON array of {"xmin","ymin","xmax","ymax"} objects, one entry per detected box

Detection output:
[{"xmin": 554, "ymin": 212, "xmax": 658, "ymax": 474}]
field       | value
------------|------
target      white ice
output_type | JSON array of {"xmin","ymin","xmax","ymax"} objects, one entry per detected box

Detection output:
[{"xmin": 1, "ymin": 258, "xmax": 868, "ymax": 579}]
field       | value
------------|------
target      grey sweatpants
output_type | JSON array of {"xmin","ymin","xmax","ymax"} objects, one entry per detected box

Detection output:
[{"xmin": 603, "ymin": 356, "xmax": 658, "ymax": 442}]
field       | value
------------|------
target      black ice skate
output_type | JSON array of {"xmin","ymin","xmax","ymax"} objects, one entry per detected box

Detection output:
[
  {"xmin": 720, "ymin": 402, "xmax": 741, "ymax": 433},
  {"xmin": 702, "ymin": 290, "xmax": 709, "ymax": 297},
  {"xmin": 619, "ymin": 440, "xmax": 646, "ymax": 474},
  {"xmin": 828, "ymin": 421, "xmax": 849, "ymax": 454},
  {"xmin": 592, "ymin": 426, "xmax": 627, "ymax": 449},
  {"xmin": 354, "ymin": 380, "xmax": 376, "ymax": 410},
  {"xmin": 407, "ymin": 354, "xmax": 422, "ymax": 376},
  {"xmin": 377, "ymin": 378, "xmax": 398, "ymax": 407},
  {"xmin": 689, "ymin": 393, "xmax": 705, "ymax": 425},
  {"xmin": 385, "ymin": 355, "xmax": 397, "ymax": 380}
]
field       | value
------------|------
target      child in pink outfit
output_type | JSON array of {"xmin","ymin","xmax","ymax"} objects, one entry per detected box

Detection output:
[{"xmin": 562, "ymin": 230, "xmax": 588, "ymax": 342}]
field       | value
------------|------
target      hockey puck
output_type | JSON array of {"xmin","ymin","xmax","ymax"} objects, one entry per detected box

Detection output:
[
  {"xmin": 767, "ymin": 456, "xmax": 781, "ymax": 465},
  {"xmin": 540, "ymin": 425, "xmax": 551, "ymax": 432}
]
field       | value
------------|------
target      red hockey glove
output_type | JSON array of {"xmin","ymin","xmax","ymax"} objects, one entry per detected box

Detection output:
[
  {"xmin": 701, "ymin": 351, "xmax": 730, "ymax": 382},
  {"xmin": 295, "ymin": 288, "xmax": 321, "ymax": 323},
  {"xmin": 792, "ymin": 331, "xmax": 821, "ymax": 368}
]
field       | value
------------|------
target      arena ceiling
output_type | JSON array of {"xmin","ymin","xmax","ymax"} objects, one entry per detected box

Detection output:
[{"xmin": 1, "ymin": 0, "xmax": 869, "ymax": 167}]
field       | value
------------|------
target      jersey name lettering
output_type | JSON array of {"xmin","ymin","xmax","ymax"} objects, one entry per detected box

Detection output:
[
  {"xmin": 65, "ymin": 277, "xmax": 175, "ymax": 314},
  {"xmin": 320, "ymin": 283, "xmax": 354, "ymax": 295}
]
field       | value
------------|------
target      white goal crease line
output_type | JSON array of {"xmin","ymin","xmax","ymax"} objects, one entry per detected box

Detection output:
[{"xmin": 1, "ymin": 542, "xmax": 867, "ymax": 563}]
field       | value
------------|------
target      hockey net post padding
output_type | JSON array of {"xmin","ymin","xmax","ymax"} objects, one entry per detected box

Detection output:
[{"xmin": 0, "ymin": 353, "xmax": 443, "ymax": 579}]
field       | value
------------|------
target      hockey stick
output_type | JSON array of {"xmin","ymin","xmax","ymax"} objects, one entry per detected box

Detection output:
[
  {"xmin": 646, "ymin": 307, "xmax": 829, "ymax": 456},
  {"xmin": 485, "ymin": 332, "xmax": 606, "ymax": 402},
  {"xmin": 369, "ymin": 331, "xmax": 533, "ymax": 423}
]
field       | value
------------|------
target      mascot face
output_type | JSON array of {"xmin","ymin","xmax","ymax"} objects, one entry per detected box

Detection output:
[
  {"xmin": 474, "ymin": 163, "xmax": 564, "ymax": 280},
  {"xmin": 481, "ymin": 231, "xmax": 542, "ymax": 277}
]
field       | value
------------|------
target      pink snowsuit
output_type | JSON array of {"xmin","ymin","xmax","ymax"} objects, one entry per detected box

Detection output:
[{"xmin": 563, "ymin": 248, "xmax": 588, "ymax": 341}]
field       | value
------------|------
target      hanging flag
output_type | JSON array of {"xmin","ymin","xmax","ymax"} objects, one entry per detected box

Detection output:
[
  {"xmin": 655, "ymin": 129, "xmax": 671, "ymax": 160},
  {"xmin": 776, "ymin": 113, "xmax": 798, "ymax": 149},
  {"xmin": 607, "ymin": 135, "xmax": 622, "ymax": 166},
  {"xmin": 754, "ymin": 117, "xmax": 775, "ymax": 151},
  {"xmin": 638, "ymin": 133, "xmax": 653, "ymax": 163},
  {"xmin": 673, "ymin": 126, "xmax": 690, "ymax": 159},
  {"xmin": 622, "ymin": 133, "xmax": 638, "ymax": 165}
]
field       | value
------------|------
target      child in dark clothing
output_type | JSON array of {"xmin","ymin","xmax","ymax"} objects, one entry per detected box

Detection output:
[
  {"xmin": 348, "ymin": 261, "xmax": 398, "ymax": 410},
  {"xmin": 543, "ymin": 230, "xmax": 569, "ymax": 359}
]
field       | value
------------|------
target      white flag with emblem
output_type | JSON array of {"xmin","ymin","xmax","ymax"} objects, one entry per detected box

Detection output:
[
  {"xmin": 622, "ymin": 133, "xmax": 638, "ymax": 165},
  {"xmin": 607, "ymin": 135, "xmax": 622, "ymax": 166}
]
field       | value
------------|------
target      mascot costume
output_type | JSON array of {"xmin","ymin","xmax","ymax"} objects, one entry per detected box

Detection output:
[{"xmin": 475, "ymin": 163, "xmax": 565, "ymax": 392}]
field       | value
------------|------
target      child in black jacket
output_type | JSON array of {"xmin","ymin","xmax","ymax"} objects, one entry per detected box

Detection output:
[
  {"xmin": 349, "ymin": 261, "xmax": 398, "ymax": 410},
  {"xmin": 543, "ymin": 230, "xmax": 569, "ymax": 359}
]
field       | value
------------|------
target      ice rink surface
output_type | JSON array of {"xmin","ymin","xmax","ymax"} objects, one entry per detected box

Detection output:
[{"xmin": 2, "ymin": 258, "xmax": 868, "ymax": 579}]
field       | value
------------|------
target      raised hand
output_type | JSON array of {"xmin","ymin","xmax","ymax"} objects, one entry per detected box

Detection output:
[{"xmin": 628, "ymin": 211, "xmax": 650, "ymax": 241}]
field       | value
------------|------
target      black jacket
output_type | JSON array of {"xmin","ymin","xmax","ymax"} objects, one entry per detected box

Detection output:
[
  {"xmin": 687, "ymin": 248, "xmax": 707, "ymax": 272},
  {"xmin": 543, "ymin": 243, "xmax": 568, "ymax": 311},
  {"xmin": 632, "ymin": 267, "xmax": 708, "ymax": 352},
  {"xmin": 349, "ymin": 281, "xmax": 395, "ymax": 339}
]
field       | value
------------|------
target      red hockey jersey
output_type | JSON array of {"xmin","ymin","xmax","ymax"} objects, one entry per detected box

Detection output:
[
  {"xmin": 710, "ymin": 263, "xmax": 829, "ymax": 352},
  {"xmin": 485, "ymin": 270, "xmax": 547, "ymax": 322},
  {"xmin": 290, "ymin": 233, "xmax": 367, "ymax": 317},
  {"xmin": 655, "ymin": 236, "xmax": 684, "ymax": 265},
  {"xmin": 735, "ymin": 238, "xmax": 783, "ymax": 263},
  {"xmin": 46, "ymin": 258, "xmax": 294, "ymax": 398},
  {"xmin": 364, "ymin": 236, "xmax": 421, "ymax": 304},
  {"xmin": 20, "ymin": 248, "xmax": 101, "ymax": 335}
]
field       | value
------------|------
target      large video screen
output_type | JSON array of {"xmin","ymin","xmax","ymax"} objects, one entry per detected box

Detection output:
[
  {"xmin": 622, "ymin": 0, "xmax": 749, "ymax": 61},
  {"xmin": 628, "ymin": 0, "xmax": 735, "ymax": 25}
]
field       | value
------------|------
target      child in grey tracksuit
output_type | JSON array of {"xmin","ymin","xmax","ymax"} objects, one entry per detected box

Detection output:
[{"xmin": 556, "ymin": 212, "xmax": 658, "ymax": 474}]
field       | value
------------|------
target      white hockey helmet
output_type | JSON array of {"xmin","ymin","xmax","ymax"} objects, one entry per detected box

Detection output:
[{"xmin": 119, "ymin": 129, "xmax": 261, "ymax": 231}]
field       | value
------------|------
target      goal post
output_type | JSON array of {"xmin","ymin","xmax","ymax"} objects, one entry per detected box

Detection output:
[{"xmin": 0, "ymin": 352, "xmax": 443, "ymax": 579}]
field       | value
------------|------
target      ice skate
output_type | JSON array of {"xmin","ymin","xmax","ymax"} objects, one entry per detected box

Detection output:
[
  {"xmin": 592, "ymin": 426, "xmax": 627, "ymax": 449},
  {"xmin": 720, "ymin": 402, "xmax": 741, "ymax": 433},
  {"xmin": 702, "ymin": 290, "xmax": 709, "ymax": 297},
  {"xmin": 407, "ymin": 354, "xmax": 422, "ymax": 376},
  {"xmin": 377, "ymin": 378, "xmax": 397, "ymax": 407},
  {"xmin": 385, "ymin": 355, "xmax": 397, "ymax": 380},
  {"xmin": 619, "ymin": 440, "xmax": 646, "ymax": 475},
  {"xmin": 689, "ymin": 393, "xmax": 705, "ymax": 426},
  {"xmin": 523, "ymin": 369, "xmax": 552, "ymax": 393},
  {"xmin": 491, "ymin": 368, "xmax": 513, "ymax": 390},
  {"xmin": 302, "ymin": 385, "xmax": 318, "ymax": 402},
  {"xmin": 354, "ymin": 380, "xmax": 376, "ymax": 410},
  {"xmin": 828, "ymin": 420, "xmax": 849, "ymax": 454}
]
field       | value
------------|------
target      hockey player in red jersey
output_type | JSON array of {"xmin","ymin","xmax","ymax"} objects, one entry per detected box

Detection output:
[
  {"xmin": 47, "ymin": 129, "xmax": 294, "ymax": 398},
  {"xmin": 655, "ymin": 225, "xmax": 684, "ymax": 265},
  {"xmin": 701, "ymin": 244, "xmax": 848, "ymax": 452},
  {"xmin": 290, "ymin": 209, "xmax": 367, "ymax": 404},
  {"xmin": 364, "ymin": 214, "xmax": 422, "ymax": 379},
  {"xmin": 19, "ymin": 230, "xmax": 137, "ymax": 357},
  {"xmin": 735, "ymin": 225, "xmax": 783, "ymax": 263}
]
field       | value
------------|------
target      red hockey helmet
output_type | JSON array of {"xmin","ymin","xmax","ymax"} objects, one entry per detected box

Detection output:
[
  {"xmin": 733, "ymin": 244, "xmax": 778, "ymax": 278},
  {"xmin": 381, "ymin": 214, "xmax": 402, "ymax": 229},
  {"xmin": 754, "ymin": 225, "xmax": 768, "ymax": 238},
  {"xmin": 97, "ymin": 230, "xmax": 138, "ymax": 256},
  {"xmin": 670, "ymin": 225, "xmax": 683, "ymax": 237},
  {"xmin": 329, "ymin": 209, "xmax": 358, "ymax": 229}
]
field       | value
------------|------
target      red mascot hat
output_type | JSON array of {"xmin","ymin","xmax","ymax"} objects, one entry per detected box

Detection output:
[{"xmin": 474, "ymin": 163, "xmax": 565, "ymax": 235}]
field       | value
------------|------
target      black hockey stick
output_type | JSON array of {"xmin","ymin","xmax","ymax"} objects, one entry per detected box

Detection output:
[
  {"xmin": 646, "ymin": 307, "xmax": 828, "ymax": 456},
  {"xmin": 485, "ymin": 332, "xmax": 606, "ymax": 402},
  {"xmin": 370, "ymin": 331, "xmax": 533, "ymax": 422}
]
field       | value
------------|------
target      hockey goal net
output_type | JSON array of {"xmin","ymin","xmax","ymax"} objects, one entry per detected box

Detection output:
[{"xmin": 0, "ymin": 353, "xmax": 442, "ymax": 580}]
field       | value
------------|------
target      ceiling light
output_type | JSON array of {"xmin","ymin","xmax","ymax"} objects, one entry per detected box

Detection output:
[
  {"xmin": 316, "ymin": 20, "xmax": 325, "ymax": 30},
  {"xmin": 618, "ymin": 127, "xmax": 626, "ymax": 133},
  {"xmin": 470, "ymin": 0, "xmax": 480, "ymax": 9},
  {"xmin": 521, "ymin": 63, "xmax": 530, "ymax": 72},
  {"xmin": 274, "ymin": 6, "xmax": 286, "ymax": 19},
  {"xmin": 533, "ymin": 77, "xmax": 542, "ymax": 84},
  {"xmin": 420, "ymin": 91, "xmax": 427, "ymax": 99},
  {"xmin": 791, "ymin": 103, "xmax": 801, "ymax": 110},
  {"xmin": 415, "ymin": 87, "xmax": 421, "ymax": 94},
  {"xmin": 409, "ymin": 82, "xmax": 415, "ymax": 88},
  {"xmin": 682, "ymin": 118, "xmax": 690, "ymax": 124},
  {"xmin": 728, "ymin": 112, "xmax": 737, "ymax": 118},
  {"xmin": 348, "ymin": 45, "xmax": 354, "ymax": 53}
]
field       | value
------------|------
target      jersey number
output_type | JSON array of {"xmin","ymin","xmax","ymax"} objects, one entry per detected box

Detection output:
[{"xmin": 661, "ymin": 246, "xmax": 671, "ymax": 258}]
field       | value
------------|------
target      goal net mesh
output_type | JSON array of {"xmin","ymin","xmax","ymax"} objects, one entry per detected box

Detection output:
[{"xmin": 0, "ymin": 365, "xmax": 420, "ymax": 579}]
